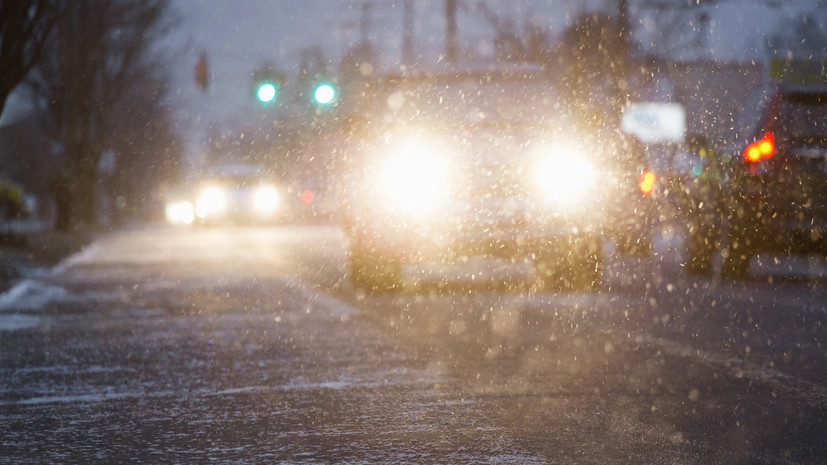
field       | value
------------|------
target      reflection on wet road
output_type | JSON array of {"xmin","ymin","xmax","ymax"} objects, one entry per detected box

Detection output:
[{"xmin": 1, "ymin": 224, "xmax": 825, "ymax": 463}]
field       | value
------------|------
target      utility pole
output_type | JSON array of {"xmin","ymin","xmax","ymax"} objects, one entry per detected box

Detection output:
[
  {"xmin": 446, "ymin": 0, "xmax": 458, "ymax": 63},
  {"xmin": 358, "ymin": 1, "xmax": 371, "ymax": 44},
  {"xmin": 618, "ymin": 0, "xmax": 630, "ymax": 77},
  {"xmin": 402, "ymin": 0, "xmax": 414, "ymax": 67}
]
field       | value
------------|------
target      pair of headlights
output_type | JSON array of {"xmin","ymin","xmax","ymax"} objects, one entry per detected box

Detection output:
[
  {"xmin": 165, "ymin": 201, "xmax": 195, "ymax": 225},
  {"xmin": 195, "ymin": 185, "xmax": 280, "ymax": 218},
  {"xmin": 375, "ymin": 143, "xmax": 597, "ymax": 214}
]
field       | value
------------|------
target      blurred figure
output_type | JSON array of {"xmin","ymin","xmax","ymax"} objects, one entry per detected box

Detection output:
[{"xmin": 683, "ymin": 134, "xmax": 724, "ymax": 276}]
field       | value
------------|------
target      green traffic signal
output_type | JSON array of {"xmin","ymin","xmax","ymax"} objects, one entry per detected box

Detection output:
[
  {"xmin": 251, "ymin": 65, "xmax": 283, "ymax": 104},
  {"xmin": 257, "ymin": 83, "xmax": 277, "ymax": 103},
  {"xmin": 313, "ymin": 83, "xmax": 336, "ymax": 105}
]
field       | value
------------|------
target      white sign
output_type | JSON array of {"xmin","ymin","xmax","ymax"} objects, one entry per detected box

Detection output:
[{"xmin": 621, "ymin": 102, "xmax": 686, "ymax": 144}]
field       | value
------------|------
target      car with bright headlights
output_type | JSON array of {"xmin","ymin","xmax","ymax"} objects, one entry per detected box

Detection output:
[
  {"xmin": 193, "ymin": 164, "xmax": 284, "ymax": 225},
  {"xmin": 342, "ymin": 66, "xmax": 657, "ymax": 291}
]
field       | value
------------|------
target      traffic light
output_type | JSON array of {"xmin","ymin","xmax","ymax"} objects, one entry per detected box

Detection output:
[
  {"xmin": 257, "ymin": 83, "xmax": 277, "ymax": 103},
  {"xmin": 313, "ymin": 82, "xmax": 336, "ymax": 105},
  {"xmin": 251, "ymin": 66, "xmax": 284, "ymax": 104},
  {"xmin": 195, "ymin": 52, "xmax": 208, "ymax": 91}
]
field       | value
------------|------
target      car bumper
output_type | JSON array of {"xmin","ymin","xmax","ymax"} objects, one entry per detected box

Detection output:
[
  {"xmin": 347, "ymin": 196, "xmax": 652, "ymax": 261},
  {"xmin": 197, "ymin": 203, "xmax": 284, "ymax": 224}
]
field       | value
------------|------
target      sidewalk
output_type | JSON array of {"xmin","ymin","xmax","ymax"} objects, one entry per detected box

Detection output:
[{"xmin": 0, "ymin": 221, "xmax": 92, "ymax": 293}]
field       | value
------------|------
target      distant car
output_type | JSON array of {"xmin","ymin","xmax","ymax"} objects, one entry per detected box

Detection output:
[
  {"xmin": 686, "ymin": 84, "xmax": 827, "ymax": 278},
  {"xmin": 164, "ymin": 196, "xmax": 195, "ymax": 226},
  {"xmin": 193, "ymin": 164, "xmax": 285, "ymax": 225},
  {"xmin": 342, "ymin": 66, "xmax": 657, "ymax": 292}
]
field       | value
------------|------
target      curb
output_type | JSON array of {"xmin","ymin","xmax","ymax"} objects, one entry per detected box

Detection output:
[{"xmin": 0, "ymin": 230, "xmax": 92, "ymax": 293}]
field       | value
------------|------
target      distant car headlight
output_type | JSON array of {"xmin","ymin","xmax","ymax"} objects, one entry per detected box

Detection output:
[
  {"xmin": 165, "ymin": 201, "xmax": 194, "ymax": 225},
  {"xmin": 379, "ymin": 146, "xmax": 452, "ymax": 214},
  {"xmin": 196, "ymin": 186, "xmax": 226, "ymax": 218},
  {"xmin": 535, "ymin": 143, "xmax": 596, "ymax": 205},
  {"xmin": 254, "ymin": 185, "xmax": 279, "ymax": 214}
]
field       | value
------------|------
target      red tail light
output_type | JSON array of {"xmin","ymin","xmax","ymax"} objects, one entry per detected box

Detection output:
[
  {"xmin": 301, "ymin": 189, "xmax": 315, "ymax": 205},
  {"xmin": 639, "ymin": 171, "xmax": 656, "ymax": 195},
  {"xmin": 744, "ymin": 132, "xmax": 775, "ymax": 163}
]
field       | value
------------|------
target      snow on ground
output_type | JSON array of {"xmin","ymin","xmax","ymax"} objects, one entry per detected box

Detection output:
[
  {"xmin": 0, "ymin": 313, "xmax": 41, "ymax": 331},
  {"xmin": 0, "ymin": 279, "xmax": 68, "ymax": 331},
  {"xmin": 0, "ymin": 279, "xmax": 66, "ymax": 311}
]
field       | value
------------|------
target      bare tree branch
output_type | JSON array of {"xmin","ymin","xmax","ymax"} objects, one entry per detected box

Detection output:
[
  {"xmin": 0, "ymin": 0, "xmax": 60, "ymax": 116},
  {"xmin": 26, "ymin": 0, "xmax": 178, "ymax": 229}
]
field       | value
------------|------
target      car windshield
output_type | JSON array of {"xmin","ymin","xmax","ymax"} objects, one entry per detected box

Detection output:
[
  {"xmin": 382, "ymin": 71, "xmax": 564, "ymax": 126},
  {"xmin": 208, "ymin": 175, "xmax": 265, "ymax": 187},
  {"xmin": 723, "ymin": 87, "xmax": 772, "ymax": 145},
  {"xmin": 2, "ymin": 2, "xmax": 826, "ymax": 464}
]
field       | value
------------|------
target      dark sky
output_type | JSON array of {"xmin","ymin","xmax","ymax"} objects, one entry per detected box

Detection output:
[
  {"xmin": 163, "ymin": 0, "xmax": 818, "ymax": 160},
  {"xmin": 2, "ymin": 1, "xmax": 820, "ymax": 147}
]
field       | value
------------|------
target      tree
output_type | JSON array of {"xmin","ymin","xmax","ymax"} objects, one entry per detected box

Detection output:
[
  {"xmin": 28, "ymin": 0, "xmax": 178, "ymax": 229},
  {"xmin": 0, "ymin": 0, "xmax": 59, "ymax": 117},
  {"xmin": 558, "ymin": 13, "xmax": 627, "ymax": 124}
]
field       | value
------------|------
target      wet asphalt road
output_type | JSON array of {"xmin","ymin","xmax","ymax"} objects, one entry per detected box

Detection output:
[{"xmin": 0, "ymin": 224, "xmax": 825, "ymax": 464}]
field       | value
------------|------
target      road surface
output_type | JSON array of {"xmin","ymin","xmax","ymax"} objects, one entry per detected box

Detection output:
[{"xmin": 1, "ymin": 224, "xmax": 825, "ymax": 463}]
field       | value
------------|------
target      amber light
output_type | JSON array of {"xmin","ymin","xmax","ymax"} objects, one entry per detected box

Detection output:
[
  {"xmin": 744, "ymin": 132, "xmax": 775, "ymax": 162},
  {"xmin": 639, "ymin": 171, "xmax": 656, "ymax": 195}
]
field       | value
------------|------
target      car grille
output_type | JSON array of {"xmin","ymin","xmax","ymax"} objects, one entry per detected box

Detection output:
[{"xmin": 463, "ymin": 163, "xmax": 532, "ymax": 199}]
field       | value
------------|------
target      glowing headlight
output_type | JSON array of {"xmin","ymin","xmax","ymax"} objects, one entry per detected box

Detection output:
[
  {"xmin": 535, "ymin": 144, "xmax": 596, "ymax": 204},
  {"xmin": 165, "ymin": 201, "xmax": 194, "ymax": 225},
  {"xmin": 196, "ymin": 186, "xmax": 226, "ymax": 218},
  {"xmin": 254, "ymin": 185, "xmax": 279, "ymax": 214},
  {"xmin": 379, "ymin": 148, "xmax": 451, "ymax": 214}
]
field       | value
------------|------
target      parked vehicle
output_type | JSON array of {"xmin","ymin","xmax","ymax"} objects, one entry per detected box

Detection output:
[{"xmin": 686, "ymin": 83, "xmax": 827, "ymax": 278}]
